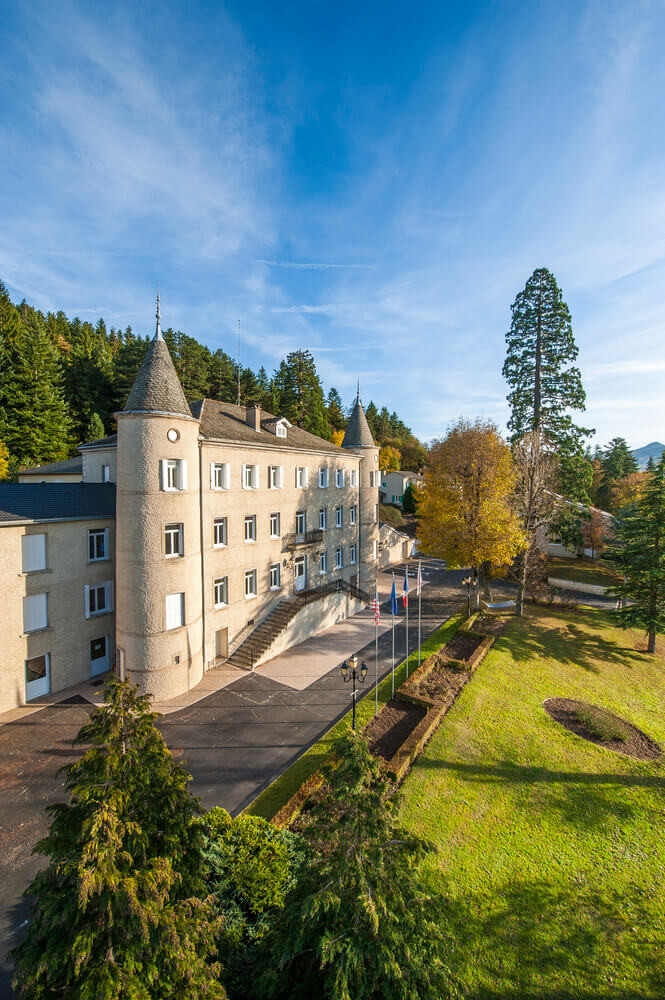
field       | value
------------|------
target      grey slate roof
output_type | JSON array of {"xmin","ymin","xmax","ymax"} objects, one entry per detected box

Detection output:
[
  {"xmin": 0, "ymin": 484, "xmax": 116, "ymax": 523},
  {"xmin": 342, "ymin": 397, "xmax": 375, "ymax": 448},
  {"xmin": 19, "ymin": 456, "xmax": 83, "ymax": 477},
  {"xmin": 192, "ymin": 400, "xmax": 349, "ymax": 455},
  {"xmin": 123, "ymin": 337, "xmax": 191, "ymax": 417},
  {"xmin": 78, "ymin": 435, "xmax": 117, "ymax": 450}
]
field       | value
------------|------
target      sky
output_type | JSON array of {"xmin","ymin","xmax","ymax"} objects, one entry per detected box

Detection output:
[{"xmin": 1, "ymin": 0, "xmax": 664, "ymax": 449}]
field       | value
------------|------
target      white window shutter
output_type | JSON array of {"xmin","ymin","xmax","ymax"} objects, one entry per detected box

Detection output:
[
  {"xmin": 224, "ymin": 464, "xmax": 230, "ymax": 489},
  {"xmin": 160, "ymin": 459, "xmax": 168, "ymax": 490},
  {"xmin": 84, "ymin": 585, "xmax": 91, "ymax": 619},
  {"xmin": 242, "ymin": 464, "xmax": 247, "ymax": 487},
  {"xmin": 304, "ymin": 468, "xmax": 309, "ymax": 488},
  {"xmin": 107, "ymin": 581, "xmax": 114, "ymax": 612},
  {"xmin": 210, "ymin": 463, "xmax": 216, "ymax": 489},
  {"xmin": 180, "ymin": 461, "xmax": 187, "ymax": 491},
  {"xmin": 254, "ymin": 465, "xmax": 260, "ymax": 489},
  {"xmin": 278, "ymin": 466, "xmax": 283, "ymax": 488},
  {"xmin": 104, "ymin": 528, "xmax": 109, "ymax": 557}
]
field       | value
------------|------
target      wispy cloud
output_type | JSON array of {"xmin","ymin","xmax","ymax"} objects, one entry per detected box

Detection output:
[{"xmin": 257, "ymin": 259, "xmax": 372, "ymax": 270}]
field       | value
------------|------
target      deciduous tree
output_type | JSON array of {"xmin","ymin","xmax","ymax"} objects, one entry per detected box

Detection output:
[
  {"xmin": 379, "ymin": 444, "xmax": 401, "ymax": 471},
  {"xmin": 511, "ymin": 429, "xmax": 557, "ymax": 615}
]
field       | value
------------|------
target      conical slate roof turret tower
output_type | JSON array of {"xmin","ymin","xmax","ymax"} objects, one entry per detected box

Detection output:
[
  {"xmin": 123, "ymin": 295, "xmax": 190, "ymax": 416},
  {"xmin": 342, "ymin": 385, "xmax": 379, "ymax": 590}
]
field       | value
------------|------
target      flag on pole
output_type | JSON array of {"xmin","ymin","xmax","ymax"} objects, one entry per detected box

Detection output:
[
  {"xmin": 403, "ymin": 566, "xmax": 409, "ymax": 607},
  {"xmin": 416, "ymin": 560, "xmax": 422, "ymax": 595},
  {"xmin": 372, "ymin": 585, "xmax": 381, "ymax": 625},
  {"xmin": 390, "ymin": 575, "xmax": 398, "ymax": 616}
]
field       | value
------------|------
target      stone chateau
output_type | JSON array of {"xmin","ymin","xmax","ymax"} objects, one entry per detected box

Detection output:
[{"xmin": 0, "ymin": 302, "xmax": 380, "ymax": 713}]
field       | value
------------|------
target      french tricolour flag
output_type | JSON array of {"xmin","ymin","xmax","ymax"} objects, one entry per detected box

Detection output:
[{"xmin": 402, "ymin": 566, "xmax": 409, "ymax": 607}]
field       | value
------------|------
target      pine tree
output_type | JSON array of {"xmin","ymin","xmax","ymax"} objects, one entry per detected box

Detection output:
[
  {"xmin": 605, "ymin": 458, "xmax": 665, "ymax": 653},
  {"xmin": 272, "ymin": 350, "xmax": 330, "ymax": 439},
  {"xmin": 85, "ymin": 411, "xmax": 106, "ymax": 442},
  {"xmin": 597, "ymin": 437, "xmax": 639, "ymax": 509},
  {"xmin": 11, "ymin": 680, "xmax": 226, "ymax": 999},
  {"xmin": 326, "ymin": 388, "xmax": 345, "ymax": 432},
  {"xmin": 209, "ymin": 349, "xmax": 237, "ymax": 403}
]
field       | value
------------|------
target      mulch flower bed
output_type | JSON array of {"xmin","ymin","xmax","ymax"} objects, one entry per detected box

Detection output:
[
  {"xmin": 364, "ymin": 699, "xmax": 426, "ymax": 761},
  {"xmin": 472, "ymin": 615, "xmax": 509, "ymax": 637},
  {"xmin": 442, "ymin": 632, "xmax": 484, "ymax": 662},
  {"xmin": 544, "ymin": 698, "xmax": 662, "ymax": 761},
  {"xmin": 415, "ymin": 660, "xmax": 470, "ymax": 703}
]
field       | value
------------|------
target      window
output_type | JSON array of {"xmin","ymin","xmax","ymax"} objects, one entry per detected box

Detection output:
[
  {"xmin": 295, "ymin": 467, "xmax": 308, "ymax": 488},
  {"xmin": 350, "ymin": 505, "xmax": 357, "ymax": 525},
  {"xmin": 335, "ymin": 546, "xmax": 343, "ymax": 569},
  {"xmin": 336, "ymin": 468, "xmax": 345, "ymax": 488},
  {"xmin": 214, "ymin": 576, "xmax": 228, "ymax": 608},
  {"xmin": 102, "ymin": 465, "xmax": 110, "ymax": 483},
  {"xmin": 243, "ymin": 464, "xmax": 259, "ymax": 489},
  {"xmin": 269, "ymin": 465, "xmax": 283, "ymax": 489},
  {"xmin": 319, "ymin": 467, "xmax": 329, "ymax": 488},
  {"xmin": 26, "ymin": 653, "xmax": 49, "ymax": 687},
  {"xmin": 369, "ymin": 471, "xmax": 379, "ymax": 488},
  {"xmin": 23, "ymin": 593, "xmax": 48, "ymax": 633},
  {"xmin": 319, "ymin": 551, "xmax": 328, "ymax": 574},
  {"xmin": 165, "ymin": 592, "xmax": 185, "ymax": 630},
  {"xmin": 270, "ymin": 512, "xmax": 280, "ymax": 538},
  {"xmin": 373, "ymin": 540, "xmax": 378, "ymax": 560},
  {"xmin": 211, "ymin": 462, "xmax": 230, "ymax": 490},
  {"xmin": 84, "ymin": 582, "xmax": 113, "ymax": 618},
  {"xmin": 87, "ymin": 528, "xmax": 107, "ymax": 562},
  {"xmin": 244, "ymin": 569, "xmax": 258, "ymax": 599},
  {"xmin": 336, "ymin": 506, "xmax": 343, "ymax": 528},
  {"xmin": 244, "ymin": 515, "xmax": 257, "ymax": 542},
  {"xmin": 276, "ymin": 421, "xmax": 287, "ymax": 438},
  {"xmin": 319, "ymin": 508, "xmax": 327, "ymax": 530},
  {"xmin": 374, "ymin": 504, "xmax": 379, "ymax": 522},
  {"xmin": 296, "ymin": 511, "xmax": 306, "ymax": 535},
  {"xmin": 350, "ymin": 469, "xmax": 357, "ymax": 487},
  {"xmin": 350, "ymin": 543, "xmax": 357, "ymax": 564},
  {"xmin": 213, "ymin": 517, "xmax": 227, "ymax": 547},
  {"xmin": 164, "ymin": 523, "xmax": 183, "ymax": 557},
  {"xmin": 161, "ymin": 459, "xmax": 186, "ymax": 491},
  {"xmin": 22, "ymin": 533, "xmax": 47, "ymax": 572},
  {"xmin": 270, "ymin": 563, "xmax": 281, "ymax": 590}
]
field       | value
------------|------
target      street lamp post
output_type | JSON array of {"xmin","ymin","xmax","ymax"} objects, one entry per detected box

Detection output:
[
  {"xmin": 462, "ymin": 576, "xmax": 473, "ymax": 618},
  {"xmin": 340, "ymin": 653, "xmax": 368, "ymax": 730}
]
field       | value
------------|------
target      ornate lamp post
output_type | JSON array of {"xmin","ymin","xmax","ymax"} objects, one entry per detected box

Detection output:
[
  {"xmin": 462, "ymin": 575, "xmax": 475, "ymax": 618},
  {"xmin": 340, "ymin": 653, "xmax": 367, "ymax": 730}
]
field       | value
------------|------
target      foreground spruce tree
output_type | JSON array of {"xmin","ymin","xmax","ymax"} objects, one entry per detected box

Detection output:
[
  {"xmin": 257, "ymin": 731, "xmax": 458, "ymax": 1000},
  {"xmin": 605, "ymin": 458, "xmax": 665, "ymax": 653},
  {"xmin": 12, "ymin": 680, "xmax": 225, "ymax": 1000}
]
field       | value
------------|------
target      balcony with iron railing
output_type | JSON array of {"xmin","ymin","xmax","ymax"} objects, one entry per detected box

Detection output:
[{"xmin": 284, "ymin": 529, "xmax": 324, "ymax": 550}]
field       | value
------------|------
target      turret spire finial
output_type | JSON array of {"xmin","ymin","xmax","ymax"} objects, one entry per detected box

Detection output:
[
  {"xmin": 155, "ymin": 290, "xmax": 162, "ymax": 341},
  {"xmin": 357, "ymin": 378, "xmax": 360, "ymax": 402}
]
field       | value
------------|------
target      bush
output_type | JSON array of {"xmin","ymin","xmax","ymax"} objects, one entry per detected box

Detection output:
[{"xmin": 379, "ymin": 503, "xmax": 405, "ymax": 528}]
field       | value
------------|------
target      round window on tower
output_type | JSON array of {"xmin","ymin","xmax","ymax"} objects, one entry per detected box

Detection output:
[{"xmin": 167, "ymin": 428, "xmax": 180, "ymax": 443}]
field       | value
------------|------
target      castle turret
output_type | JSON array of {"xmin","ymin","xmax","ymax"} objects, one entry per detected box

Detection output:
[
  {"xmin": 114, "ymin": 297, "xmax": 203, "ymax": 700},
  {"xmin": 342, "ymin": 388, "xmax": 379, "ymax": 592}
]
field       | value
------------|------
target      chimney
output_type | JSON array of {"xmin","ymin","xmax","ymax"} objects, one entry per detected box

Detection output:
[{"xmin": 246, "ymin": 404, "xmax": 261, "ymax": 432}]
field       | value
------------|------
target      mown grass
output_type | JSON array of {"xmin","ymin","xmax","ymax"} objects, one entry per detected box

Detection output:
[
  {"xmin": 244, "ymin": 614, "xmax": 463, "ymax": 820},
  {"xmin": 548, "ymin": 555, "xmax": 621, "ymax": 587},
  {"xmin": 400, "ymin": 607, "xmax": 665, "ymax": 999}
]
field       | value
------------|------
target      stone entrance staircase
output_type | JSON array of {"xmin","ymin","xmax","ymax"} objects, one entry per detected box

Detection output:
[{"xmin": 225, "ymin": 579, "xmax": 370, "ymax": 671}]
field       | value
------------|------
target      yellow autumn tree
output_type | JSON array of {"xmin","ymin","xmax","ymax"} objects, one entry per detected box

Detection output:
[
  {"xmin": 332, "ymin": 429, "xmax": 345, "ymax": 447},
  {"xmin": 0, "ymin": 439, "xmax": 8, "ymax": 480},
  {"xmin": 418, "ymin": 418, "xmax": 526, "ymax": 605},
  {"xmin": 379, "ymin": 445, "xmax": 401, "ymax": 471}
]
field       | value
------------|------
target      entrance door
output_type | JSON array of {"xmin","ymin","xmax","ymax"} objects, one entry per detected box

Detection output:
[
  {"xmin": 90, "ymin": 636, "xmax": 110, "ymax": 677},
  {"xmin": 26, "ymin": 653, "xmax": 50, "ymax": 700},
  {"xmin": 215, "ymin": 627, "xmax": 228, "ymax": 662},
  {"xmin": 294, "ymin": 556, "xmax": 306, "ymax": 592}
]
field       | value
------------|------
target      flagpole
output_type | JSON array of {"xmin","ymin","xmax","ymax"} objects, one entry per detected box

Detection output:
[
  {"xmin": 418, "ymin": 559, "xmax": 422, "ymax": 667},
  {"xmin": 391, "ymin": 608, "xmax": 395, "ymax": 697},
  {"xmin": 375, "ymin": 578, "xmax": 379, "ymax": 716},
  {"xmin": 405, "ymin": 577, "xmax": 409, "ymax": 679}
]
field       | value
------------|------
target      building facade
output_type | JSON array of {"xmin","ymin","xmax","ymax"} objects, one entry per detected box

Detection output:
[{"xmin": 0, "ymin": 307, "xmax": 380, "ymax": 712}]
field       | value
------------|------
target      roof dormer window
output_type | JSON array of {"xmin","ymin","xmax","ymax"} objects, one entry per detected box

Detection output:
[{"xmin": 276, "ymin": 420, "xmax": 288, "ymax": 438}]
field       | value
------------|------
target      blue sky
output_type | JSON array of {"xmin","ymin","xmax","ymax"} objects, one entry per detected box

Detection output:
[{"xmin": 1, "ymin": 0, "xmax": 664, "ymax": 448}]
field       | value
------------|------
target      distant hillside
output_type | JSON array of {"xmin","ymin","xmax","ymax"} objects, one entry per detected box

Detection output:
[{"xmin": 631, "ymin": 442, "xmax": 664, "ymax": 469}]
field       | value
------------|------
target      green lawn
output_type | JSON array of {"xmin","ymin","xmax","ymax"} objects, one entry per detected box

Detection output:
[
  {"xmin": 400, "ymin": 608, "xmax": 665, "ymax": 999},
  {"xmin": 548, "ymin": 556, "xmax": 621, "ymax": 588},
  {"xmin": 245, "ymin": 615, "xmax": 463, "ymax": 820}
]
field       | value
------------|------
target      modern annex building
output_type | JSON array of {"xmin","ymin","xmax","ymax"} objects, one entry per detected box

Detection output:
[{"xmin": 0, "ymin": 304, "xmax": 380, "ymax": 713}]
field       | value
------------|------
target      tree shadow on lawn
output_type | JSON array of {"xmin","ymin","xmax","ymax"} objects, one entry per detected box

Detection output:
[
  {"xmin": 502, "ymin": 612, "xmax": 647, "ymax": 674},
  {"xmin": 441, "ymin": 877, "xmax": 665, "ymax": 1000}
]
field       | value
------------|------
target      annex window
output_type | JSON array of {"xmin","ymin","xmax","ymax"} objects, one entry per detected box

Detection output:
[
  {"xmin": 243, "ymin": 464, "xmax": 259, "ymax": 490},
  {"xmin": 210, "ymin": 462, "xmax": 230, "ymax": 490},
  {"xmin": 164, "ymin": 523, "xmax": 183, "ymax": 558},
  {"xmin": 88, "ymin": 528, "xmax": 107, "ymax": 562},
  {"xmin": 350, "ymin": 505, "xmax": 357, "ymax": 525},
  {"xmin": 295, "ymin": 467, "xmax": 308, "ymax": 488},
  {"xmin": 270, "ymin": 563, "xmax": 281, "ymax": 590},
  {"xmin": 244, "ymin": 569, "xmax": 258, "ymax": 599},
  {"xmin": 296, "ymin": 511, "xmax": 306, "ymax": 535},
  {"xmin": 165, "ymin": 592, "xmax": 185, "ymax": 630},
  {"xmin": 84, "ymin": 581, "xmax": 113, "ymax": 618},
  {"xmin": 23, "ymin": 593, "xmax": 48, "ymax": 633},
  {"xmin": 244, "ymin": 515, "xmax": 257, "ymax": 542},
  {"xmin": 335, "ymin": 547, "xmax": 343, "ymax": 570},
  {"xmin": 102, "ymin": 465, "xmax": 110, "ymax": 483},
  {"xmin": 336, "ymin": 468, "xmax": 345, "ymax": 488},
  {"xmin": 350, "ymin": 469, "xmax": 358, "ymax": 487},
  {"xmin": 336, "ymin": 506, "xmax": 343, "ymax": 528},
  {"xmin": 318, "ymin": 467, "xmax": 329, "ymax": 488},
  {"xmin": 319, "ymin": 508, "xmax": 327, "ymax": 530},
  {"xmin": 214, "ymin": 576, "xmax": 228, "ymax": 608},
  {"xmin": 22, "ymin": 533, "xmax": 47, "ymax": 572},
  {"xmin": 161, "ymin": 459, "xmax": 186, "ymax": 492},
  {"xmin": 319, "ymin": 551, "xmax": 328, "ymax": 575},
  {"xmin": 213, "ymin": 517, "xmax": 227, "ymax": 547},
  {"xmin": 268, "ymin": 465, "xmax": 283, "ymax": 489},
  {"xmin": 350, "ymin": 543, "xmax": 357, "ymax": 565},
  {"xmin": 270, "ymin": 512, "xmax": 280, "ymax": 538}
]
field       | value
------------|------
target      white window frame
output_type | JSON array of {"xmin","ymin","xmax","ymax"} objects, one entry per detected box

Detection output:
[
  {"xmin": 268, "ymin": 465, "xmax": 283, "ymax": 489},
  {"xmin": 270, "ymin": 563, "xmax": 281, "ymax": 590},
  {"xmin": 350, "ymin": 543, "xmax": 357, "ymax": 565},
  {"xmin": 350, "ymin": 505, "xmax": 357, "ymax": 526},
  {"xmin": 164, "ymin": 523, "xmax": 183, "ymax": 558},
  {"xmin": 213, "ymin": 517, "xmax": 227, "ymax": 548},
  {"xmin": 214, "ymin": 576, "xmax": 228, "ymax": 608},
  {"xmin": 161, "ymin": 458, "xmax": 186, "ymax": 492},
  {"xmin": 319, "ymin": 508, "xmax": 327, "ymax": 530},
  {"xmin": 165, "ymin": 592, "xmax": 185, "ymax": 630},
  {"xmin": 374, "ymin": 504, "xmax": 379, "ymax": 522},
  {"xmin": 335, "ymin": 546, "xmax": 343, "ymax": 570},
  {"xmin": 350, "ymin": 469, "xmax": 358, "ymax": 487},
  {"xmin": 319, "ymin": 551, "xmax": 328, "ymax": 575},
  {"xmin": 23, "ymin": 592, "xmax": 48, "ymax": 633},
  {"xmin": 336, "ymin": 506, "xmax": 343, "ymax": 528},
  {"xmin": 295, "ymin": 467, "xmax": 309, "ymax": 488},
  {"xmin": 369, "ymin": 471, "xmax": 379, "ymax": 488},
  {"xmin": 244, "ymin": 515, "xmax": 257, "ymax": 542},
  {"xmin": 318, "ymin": 467, "xmax": 329, "ymax": 488},
  {"xmin": 84, "ymin": 581, "xmax": 114, "ymax": 619},
  {"xmin": 276, "ymin": 421, "xmax": 287, "ymax": 438},
  {"xmin": 22, "ymin": 533, "xmax": 47, "ymax": 572},
  {"xmin": 102, "ymin": 464, "xmax": 110, "ymax": 483},
  {"xmin": 210, "ymin": 462, "xmax": 230, "ymax": 491},
  {"xmin": 87, "ymin": 528, "xmax": 107, "ymax": 563},
  {"xmin": 242, "ymin": 464, "xmax": 259, "ymax": 490},
  {"xmin": 296, "ymin": 511, "xmax": 306, "ymax": 535},
  {"xmin": 270, "ymin": 512, "xmax": 280, "ymax": 538},
  {"xmin": 336, "ymin": 468, "xmax": 345, "ymax": 488},
  {"xmin": 244, "ymin": 569, "xmax": 258, "ymax": 599},
  {"xmin": 373, "ymin": 539, "xmax": 378, "ymax": 560}
]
